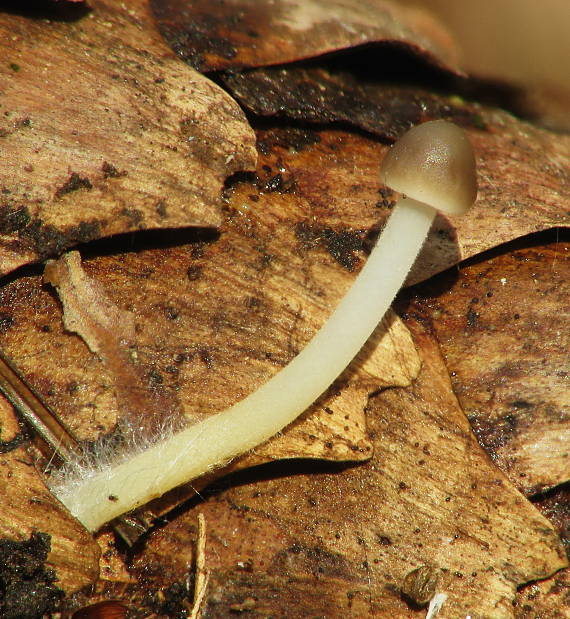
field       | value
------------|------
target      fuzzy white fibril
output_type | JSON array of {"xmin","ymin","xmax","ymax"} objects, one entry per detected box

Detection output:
[{"xmin": 50, "ymin": 121, "xmax": 477, "ymax": 531}]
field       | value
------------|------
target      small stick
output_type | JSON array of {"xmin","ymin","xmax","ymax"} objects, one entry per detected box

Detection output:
[
  {"xmin": 0, "ymin": 352, "xmax": 79, "ymax": 461},
  {"xmin": 190, "ymin": 513, "xmax": 209, "ymax": 619}
]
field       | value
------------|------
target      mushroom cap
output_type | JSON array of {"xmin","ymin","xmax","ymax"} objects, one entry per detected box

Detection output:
[{"xmin": 380, "ymin": 120, "xmax": 477, "ymax": 216}]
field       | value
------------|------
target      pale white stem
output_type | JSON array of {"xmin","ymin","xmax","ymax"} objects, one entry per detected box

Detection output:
[{"xmin": 52, "ymin": 198, "xmax": 435, "ymax": 531}]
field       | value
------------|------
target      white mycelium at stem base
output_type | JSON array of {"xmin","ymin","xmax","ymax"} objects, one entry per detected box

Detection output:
[{"xmin": 51, "ymin": 120, "xmax": 477, "ymax": 531}]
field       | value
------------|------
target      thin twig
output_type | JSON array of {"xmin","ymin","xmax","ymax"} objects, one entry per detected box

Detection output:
[
  {"xmin": 0, "ymin": 352, "xmax": 79, "ymax": 460},
  {"xmin": 190, "ymin": 513, "xmax": 209, "ymax": 619}
]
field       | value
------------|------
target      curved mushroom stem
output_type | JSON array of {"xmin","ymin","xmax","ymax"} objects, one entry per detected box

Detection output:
[{"xmin": 50, "ymin": 197, "xmax": 436, "ymax": 531}]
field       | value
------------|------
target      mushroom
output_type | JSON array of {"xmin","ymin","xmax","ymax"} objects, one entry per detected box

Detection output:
[
  {"xmin": 380, "ymin": 119, "xmax": 477, "ymax": 217},
  {"xmin": 50, "ymin": 120, "xmax": 478, "ymax": 531}
]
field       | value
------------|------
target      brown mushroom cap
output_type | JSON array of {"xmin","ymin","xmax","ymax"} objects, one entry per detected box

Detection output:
[{"xmin": 380, "ymin": 120, "xmax": 477, "ymax": 216}]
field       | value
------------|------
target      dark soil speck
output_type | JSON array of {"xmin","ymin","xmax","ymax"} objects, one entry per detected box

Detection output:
[{"xmin": 0, "ymin": 531, "xmax": 64, "ymax": 619}]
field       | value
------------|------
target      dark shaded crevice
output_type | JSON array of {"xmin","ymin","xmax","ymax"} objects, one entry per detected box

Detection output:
[
  {"xmin": 76, "ymin": 226, "xmax": 220, "ymax": 261},
  {"xmin": 530, "ymin": 480, "xmax": 570, "ymax": 504},
  {"xmin": 205, "ymin": 44, "xmax": 544, "ymax": 132},
  {"xmin": 0, "ymin": 428, "xmax": 30, "ymax": 454},
  {"xmin": 0, "ymin": 226, "xmax": 221, "ymax": 290},
  {"xmin": 459, "ymin": 227, "xmax": 570, "ymax": 269},
  {"xmin": 0, "ymin": 0, "xmax": 91, "ymax": 22}
]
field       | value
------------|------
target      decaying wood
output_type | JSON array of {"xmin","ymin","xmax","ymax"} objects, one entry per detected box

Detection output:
[
  {"xmin": 152, "ymin": 0, "xmax": 461, "ymax": 73},
  {"xmin": 410, "ymin": 238, "xmax": 570, "ymax": 496},
  {"xmin": 0, "ymin": 0, "xmax": 256, "ymax": 275}
]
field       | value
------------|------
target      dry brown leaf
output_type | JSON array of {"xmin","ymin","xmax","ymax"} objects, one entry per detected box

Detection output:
[
  {"xmin": 152, "ymin": 0, "xmax": 461, "ymax": 73},
  {"xmin": 0, "ymin": 398, "xmax": 99, "ymax": 596},
  {"xmin": 409, "ymin": 237, "xmax": 570, "ymax": 495},
  {"xmin": 80, "ymin": 318, "xmax": 566, "ymax": 618},
  {"xmin": 0, "ymin": 0, "xmax": 256, "ymax": 275}
]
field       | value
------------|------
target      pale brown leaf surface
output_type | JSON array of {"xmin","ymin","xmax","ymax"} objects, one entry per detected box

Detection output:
[
  {"xmin": 152, "ymin": 0, "xmax": 461, "ymax": 73},
  {"xmin": 0, "ymin": 398, "xmax": 99, "ymax": 595},
  {"xmin": 78, "ymin": 318, "xmax": 566, "ymax": 618},
  {"xmin": 408, "ymin": 237, "xmax": 570, "ymax": 495},
  {"xmin": 0, "ymin": 0, "xmax": 256, "ymax": 275}
]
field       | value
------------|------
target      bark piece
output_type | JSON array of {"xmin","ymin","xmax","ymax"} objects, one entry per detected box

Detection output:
[
  {"xmin": 222, "ymin": 67, "xmax": 482, "ymax": 141},
  {"xmin": 410, "ymin": 237, "xmax": 570, "ymax": 495},
  {"xmin": 0, "ymin": 0, "xmax": 257, "ymax": 275},
  {"xmin": 152, "ymin": 0, "xmax": 461, "ymax": 73},
  {"xmin": 0, "ymin": 398, "xmax": 100, "ymax": 597}
]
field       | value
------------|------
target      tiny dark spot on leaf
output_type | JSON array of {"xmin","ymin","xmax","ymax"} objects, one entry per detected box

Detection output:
[
  {"xmin": 0, "ymin": 312, "xmax": 14, "ymax": 332},
  {"xmin": 102, "ymin": 161, "xmax": 127, "ymax": 179},
  {"xmin": 187, "ymin": 265, "xmax": 203, "ymax": 281},
  {"xmin": 156, "ymin": 200, "xmax": 167, "ymax": 218},
  {"xmin": 199, "ymin": 348, "xmax": 213, "ymax": 368},
  {"xmin": 55, "ymin": 172, "xmax": 92, "ymax": 198}
]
